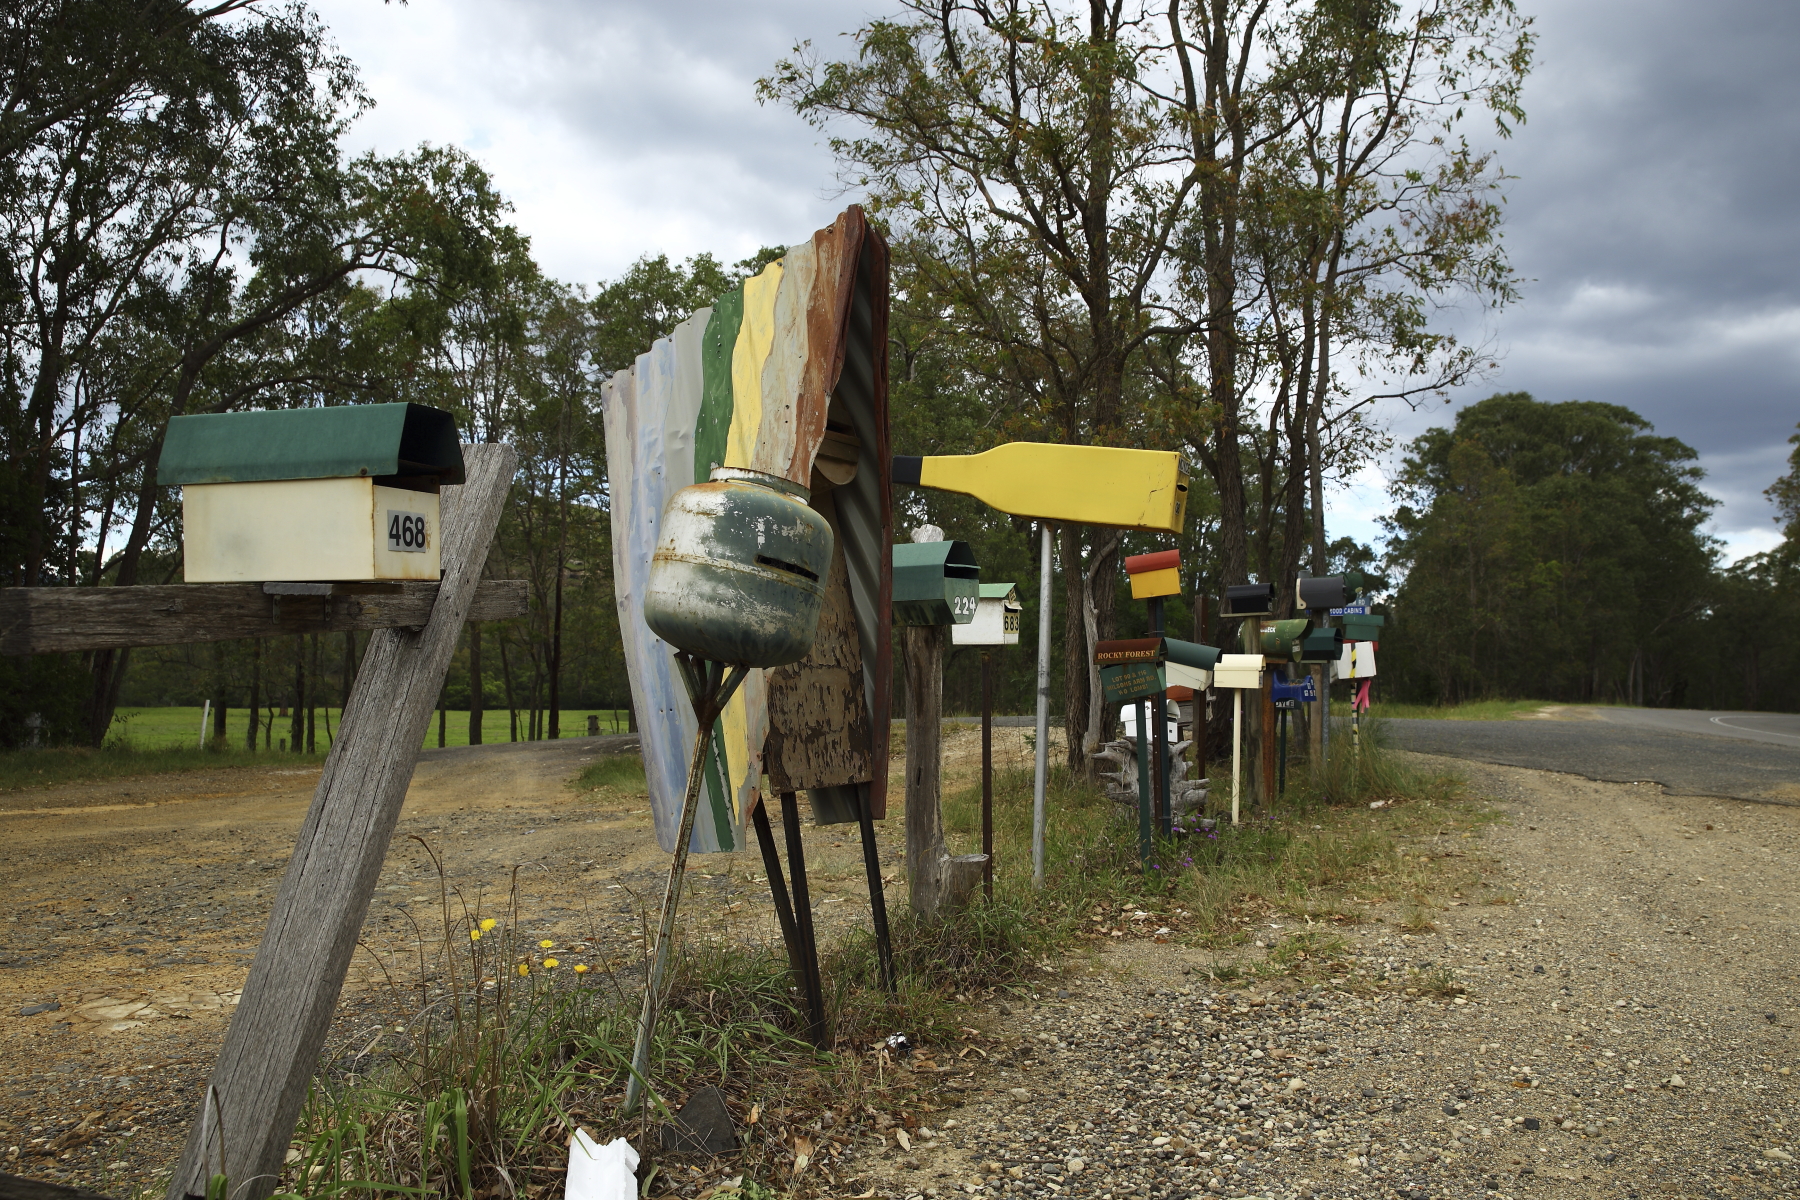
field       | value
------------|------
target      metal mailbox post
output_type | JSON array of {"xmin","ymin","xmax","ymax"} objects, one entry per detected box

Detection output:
[
  {"xmin": 158, "ymin": 403, "xmax": 465, "ymax": 584},
  {"xmin": 952, "ymin": 582, "xmax": 1019, "ymax": 898}
]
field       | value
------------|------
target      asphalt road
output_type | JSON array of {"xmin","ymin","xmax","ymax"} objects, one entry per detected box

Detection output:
[{"xmin": 1386, "ymin": 708, "xmax": 1800, "ymax": 804}]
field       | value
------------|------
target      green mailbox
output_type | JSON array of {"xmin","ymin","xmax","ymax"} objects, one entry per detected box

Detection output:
[
  {"xmin": 1164, "ymin": 637, "xmax": 1222, "ymax": 689},
  {"xmin": 1300, "ymin": 626, "xmax": 1345, "ymax": 662},
  {"xmin": 1337, "ymin": 611, "xmax": 1386, "ymax": 642},
  {"xmin": 1260, "ymin": 617, "xmax": 1314, "ymax": 661},
  {"xmin": 892, "ymin": 540, "xmax": 979, "ymax": 626}
]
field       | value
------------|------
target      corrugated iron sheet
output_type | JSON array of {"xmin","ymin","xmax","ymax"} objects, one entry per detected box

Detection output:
[{"xmin": 602, "ymin": 207, "xmax": 892, "ymax": 853}]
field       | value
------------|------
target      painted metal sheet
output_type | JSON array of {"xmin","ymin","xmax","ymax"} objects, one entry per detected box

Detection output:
[{"xmin": 602, "ymin": 206, "xmax": 893, "ymax": 851}]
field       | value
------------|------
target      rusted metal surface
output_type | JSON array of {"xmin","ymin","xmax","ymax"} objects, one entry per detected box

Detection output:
[{"xmin": 764, "ymin": 487, "xmax": 873, "ymax": 797}]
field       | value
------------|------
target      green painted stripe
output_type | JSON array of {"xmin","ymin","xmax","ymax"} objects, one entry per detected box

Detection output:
[{"xmin": 695, "ymin": 287, "xmax": 743, "ymax": 484}]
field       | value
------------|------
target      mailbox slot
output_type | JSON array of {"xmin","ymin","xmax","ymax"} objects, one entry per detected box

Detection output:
[{"xmin": 892, "ymin": 540, "xmax": 980, "ymax": 626}]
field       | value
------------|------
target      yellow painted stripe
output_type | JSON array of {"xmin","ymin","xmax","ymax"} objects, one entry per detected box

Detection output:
[
  {"xmin": 726, "ymin": 261, "xmax": 783, "ymax": 469},
  {"xmin": 720, "ymin": 684, "xmax": 751, "ymax": 827}
]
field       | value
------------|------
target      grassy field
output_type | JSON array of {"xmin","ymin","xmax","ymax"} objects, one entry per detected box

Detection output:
[{"xmin": 104, "ymin": 705, "xmax": 632, "ymax": 750}]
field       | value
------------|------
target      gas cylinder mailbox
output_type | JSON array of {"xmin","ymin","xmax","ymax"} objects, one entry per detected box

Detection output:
[
  {"xmin": 158, "ymin": 403, "xmax": 464, "ymax": 583},
  {"xmin": 1259, "ymin": 618, "xmax": 1314, "ymax": 662},
  {"xmin": 952, "ymin": 582, "xmax": 1021, "ymax": 646},
  {"xmin": 892, "ymin": 540, "xmax": 980, "ymax": 627}
]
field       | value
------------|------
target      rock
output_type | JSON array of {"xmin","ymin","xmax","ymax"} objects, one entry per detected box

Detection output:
[
  {"xmin": 659, "ymin": 1085, "xmax": 737, "ymax": 1155},
  {"xmin": 1522, "ymin": 1118, "xmax": 1541, "ymax": 1131},
  {"xmin": 1764, "ymin": 1148, "xmax": 1795, "ymax": 1162},
  {"xmin": 1666, "ymin": 1074, "xmax": 1686, "ymax": 1089},
  {"xmin": 18, "ymin": 1002, "xmax": 60, "ymax": 1016},
  {"xmin": 1065, "ymin": 1158, "xmax": 1085, "ymax": 1174}
]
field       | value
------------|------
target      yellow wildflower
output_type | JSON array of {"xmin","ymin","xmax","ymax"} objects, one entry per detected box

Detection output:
[
  {"xmin": 469, "ymin": 930, "xmax": 481, "ymax": 941},
  {"xmin": 480, "ymin": 919, "xmax": 497, "ymax": 932},
  {"xmin": 517, "ymin": 963, "xmax": 529, "ymax": 977},
  {"xmin": 543, "ymin": 958, "xmax": 559, "ymax": 969},
  {"xmin": 539, "ymin": 939, "xmax": 554, "ymax": 949},
  {"xmin": 573, "ymin": 964, "xmax": 589, "ymax": 974}
]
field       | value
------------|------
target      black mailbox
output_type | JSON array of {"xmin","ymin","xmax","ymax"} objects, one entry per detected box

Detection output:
[
  {"xmin": 1300, "ymin": 626, "xmax": 1345, "ymax": 662},
  {"xmin": 1296, "ymin": 576, "xmax": 1347, "ymax": 611},
  {"xmin": 1223, "ymin": 582, "xmax": 1276, "ymax": 617}
]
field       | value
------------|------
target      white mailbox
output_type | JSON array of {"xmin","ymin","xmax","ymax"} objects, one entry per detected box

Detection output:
[
  {"xmin": 1336, "ymin": 641, "xmax": 1378, "ymax": 680},
  {"xmin": 158, "ymin": 403, "xmax": 464, "ymax": 583},
  {"xmin": 951, "ymin": 582, "xmax": 1022, "ymax": 646},
  {"xmin": 1212, "ymin": 653, "xmax": 1266, "ymax": 690}
]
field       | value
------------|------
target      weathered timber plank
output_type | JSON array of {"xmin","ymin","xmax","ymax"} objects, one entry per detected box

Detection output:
[
  {"xmin": 164, "ymin": 444, "xmax": 517, "ymax": 1200},
  {"xmin": 0, "ymin": 580, "xmax": 526, "ymax": 655}
]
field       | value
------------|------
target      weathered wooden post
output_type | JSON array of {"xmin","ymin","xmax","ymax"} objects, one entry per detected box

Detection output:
[
  {"xmin": 894, "ymin": 529, "xmax": 986, "ymax": 916},
  {"xmin": 164, "ymin": 440, "xmax": 518, "ymax": 1200}
]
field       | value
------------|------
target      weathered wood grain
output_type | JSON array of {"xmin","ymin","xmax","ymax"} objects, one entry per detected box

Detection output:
[
  {"xmin": 164, "ymin": 444, "xmax": 518, "ymax": 1200},
  {"xmin": 0, "ymin": 580, "xmax": 526, "ymax": 655},
  {"xmin": 902, "ymin": 624, "xmax": 986, "ymax": 916},
  {"xmin": 764, "ymin": 487, "xmax": 872, "ymax": 794}
]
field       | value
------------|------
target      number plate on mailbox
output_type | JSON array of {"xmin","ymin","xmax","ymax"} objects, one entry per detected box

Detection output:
[{"xmin": 387, "ymin": 510, "xmax": 429, "ymax": 553}]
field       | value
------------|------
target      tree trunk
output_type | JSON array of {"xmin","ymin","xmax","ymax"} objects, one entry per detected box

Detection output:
[
  {"xmin": 306, "ymin": 634, "xmax": 319, "ymax": 753},
  {"xmin": 468, "ymin": 623, "xmax": 483, "ymax": 745},
  {"xmin": 498, "ymin": 632, "xmax": 519, "ymax": 741},
  {"xmin": 903, "ymin": 624, "xmax": 985, "ymax": 916}
]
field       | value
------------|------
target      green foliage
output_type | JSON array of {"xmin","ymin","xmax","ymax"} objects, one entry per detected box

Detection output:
[{"xmin": 1383, "ymin": 392, "xmax": 1717, "ymax": 706}]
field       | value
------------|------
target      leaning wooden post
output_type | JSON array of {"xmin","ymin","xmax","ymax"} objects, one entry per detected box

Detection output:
[{"xmin": 165, "ymin": 444, "xmax": 517, "ymax": 1200}]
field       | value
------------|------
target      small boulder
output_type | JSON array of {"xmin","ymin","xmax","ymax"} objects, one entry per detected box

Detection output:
[{"xmin": 660, "ymin": 1086, "xmax": 737, "ymax": 1155}]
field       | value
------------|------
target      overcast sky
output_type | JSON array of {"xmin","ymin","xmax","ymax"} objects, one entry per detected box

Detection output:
[{"xmin": 313, "ymin": 0, "xmax": 1800, "ymax": 563}]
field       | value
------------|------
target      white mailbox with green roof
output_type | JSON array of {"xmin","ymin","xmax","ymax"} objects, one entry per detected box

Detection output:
[{"xmin": 158, "ymin": 403, "xmax": 465, "ymax": 583}]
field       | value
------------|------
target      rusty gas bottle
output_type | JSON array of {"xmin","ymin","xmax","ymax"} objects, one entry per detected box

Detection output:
[{"xmin": 643, "ymin": 467, "xmax": 835, "ymax": 668}]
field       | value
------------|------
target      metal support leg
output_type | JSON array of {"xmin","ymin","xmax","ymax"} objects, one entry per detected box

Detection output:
[
  {"xmin": 852, "ymin": 785, "xmax": 896, "ymax": 993},
  {"xmin": 779, "ymin": 792, "xmax": 828, "ymax": 1046},
  {"xmin": 981, "ymin": 651, "xmax": 994, "ymax": 901},
  {"xmin": 750, "ymin": 800, "xmax": 807, "ymax": 999}
]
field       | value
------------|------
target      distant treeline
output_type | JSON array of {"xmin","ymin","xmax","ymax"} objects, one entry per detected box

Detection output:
[{"xmin": 1380, "ymin": 392, "xmax": 1800, "ymax": 712}]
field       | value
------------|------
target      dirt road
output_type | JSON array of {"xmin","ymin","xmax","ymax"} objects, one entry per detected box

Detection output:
[{"xmin": 865, "ymin": 756, "xmax": 1800, "ymax": 1200}]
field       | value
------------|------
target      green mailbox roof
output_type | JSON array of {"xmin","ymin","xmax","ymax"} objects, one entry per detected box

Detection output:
[
  {"xmin": 1163, "ymin": 637, "xmax": 1222, "ymax": 671},
  {"xmin": 978, "ymin": 582, "xmax": 1016, "ymax": 599},
  {"xmin": 157, "ymin": 403, "xmax": 465, "ymax": 486}
]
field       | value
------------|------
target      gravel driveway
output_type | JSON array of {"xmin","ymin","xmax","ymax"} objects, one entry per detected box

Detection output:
[{"xmin": 857, "ymin": 754, "xmax": 1800, "ymax": 1200}]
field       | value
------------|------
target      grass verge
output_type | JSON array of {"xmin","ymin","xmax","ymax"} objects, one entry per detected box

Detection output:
[{"xmin": 275, "ymin": 728, "xmax": 1484, "ymax": 1200}]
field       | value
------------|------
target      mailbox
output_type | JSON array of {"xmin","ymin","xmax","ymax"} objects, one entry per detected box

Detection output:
[
  {"xmin": 1300, "ymin": 626, "xmax": 1345, "ymax": 662},
  {"xmin": 1331, "ymin": 606, "xmax": 1386, "ymax": 642},
  {"xmin": 1222, "ymin": 582, "xmax": 1276, "ymax": 617},
  {"xmin": 892, "ymin": 443, "xmax": 1190, "ymax": 533},
  {"xmin": 158, "ymin": 403, "xmax": 464, "ymax": 583},
  {"xmin": 1213, "ymin": 653, "xmax": 1265, "ymax": 690},
  {"xmin": 1271, "ymin": 674, "xmax": 1318, "ymax": 710},
  {"xmin": 1259, "ymin": 617, "xmax": 1314, "ymax": 661},
  {"xmin": 1164, "ymin": 637, "xmax": 1222, "ymax": 690},
  {"xmin": 1296, "ymin": 576, "xmax": 1346, "ymax": 611},
  {"xmin": 892, "ymin": 540, "xmax": 979, "ymax": 626},
  {"xmin": 1338, "ymin": 641, "xmax": 1378, "ymax": 679},
  {"xmin": 1095, "ymin": 637, "xmax": 1164, "ymax": 704},
  {"xmin": 952, "ymin": 582, "xmax": 1022, "ymax": 646},
  {"xmin": 1125, "ymin": 549, "xmax": 1181, "ymax": 599}
]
